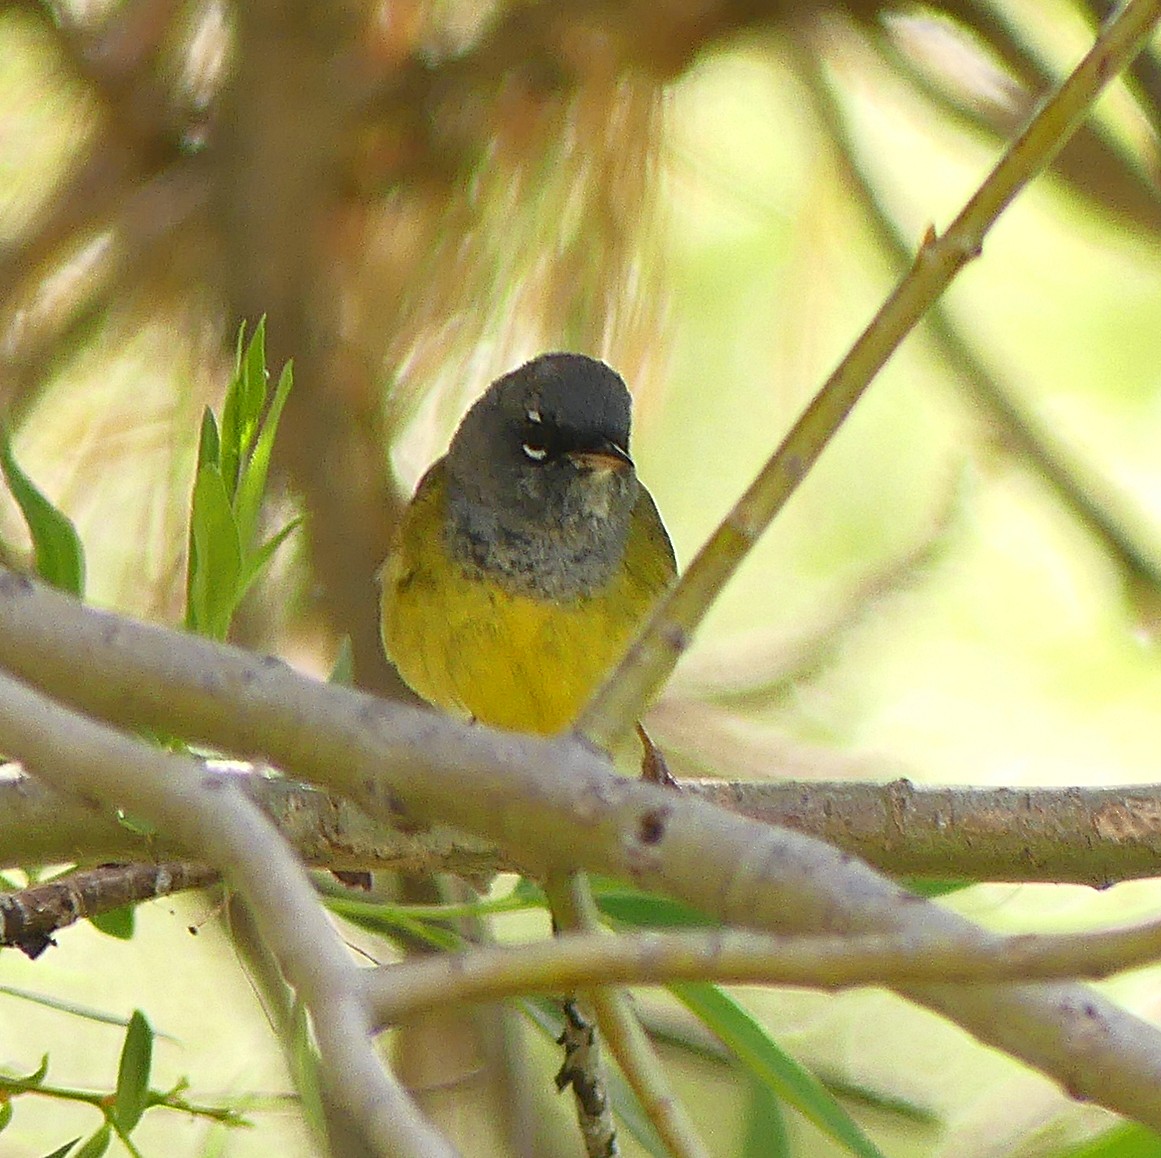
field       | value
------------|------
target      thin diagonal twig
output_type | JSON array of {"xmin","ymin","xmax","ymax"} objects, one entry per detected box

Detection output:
[{"xmin": 575, "ymin": 0, "xmax": 1161, "ymax": 751}]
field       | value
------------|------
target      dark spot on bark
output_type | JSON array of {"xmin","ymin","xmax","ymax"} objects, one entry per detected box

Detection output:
[{"xmin": 637, "ymin": 807, "xmax": 669, "ymax": 846}]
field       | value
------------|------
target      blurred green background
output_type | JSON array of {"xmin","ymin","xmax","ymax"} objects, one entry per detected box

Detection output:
[{"xmin": 3, "ymin": 1, "xmax": 1161, "ymax": 1155}]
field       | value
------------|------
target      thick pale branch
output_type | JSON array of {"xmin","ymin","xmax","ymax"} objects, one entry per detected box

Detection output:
[
  {"xmin": 0, "ymin": 661, "xmax": 454, "ymax": 1158},
  {"xmin": 8, "ymin": 767, "xmax": 1161, "ymax": 888},
  {"xmin": 4, "ymin": 574, "xmax": 1161, "ymax": 1129},
  {"xmin": 365, "ymin": 919, "xmax": 1161, "ymax": 1026},
  {"xmin": 0, "ymin": 765, "xmax": 499, "ymax": 877},
  {"xmin": 686, "ymin": 779, "xmax": 1161, "ymax": 886}
]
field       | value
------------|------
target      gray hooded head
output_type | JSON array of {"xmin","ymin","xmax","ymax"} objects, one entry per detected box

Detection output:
[{"xmin": 444, "ymin": 352, "xmax": 640, "ymax": 600}]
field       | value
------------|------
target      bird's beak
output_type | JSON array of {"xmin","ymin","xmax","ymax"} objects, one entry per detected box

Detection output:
[{"xmin": 566, "ymin": 441, "xmax": 632, "ymax": 474}]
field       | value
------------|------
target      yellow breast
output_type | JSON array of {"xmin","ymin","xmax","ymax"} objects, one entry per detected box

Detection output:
[{"xmin": 381, "ymin": 461, "xmax": 675, "ymax": 735}]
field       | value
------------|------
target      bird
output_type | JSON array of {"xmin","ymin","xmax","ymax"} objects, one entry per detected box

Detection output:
[{"xmin": 380, "ymin": 352, "xmax": 676, "ymax": 762}]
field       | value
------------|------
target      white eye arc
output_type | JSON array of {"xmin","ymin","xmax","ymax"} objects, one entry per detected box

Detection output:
[
  {"xmin": 526, "ymin": 408, "xmax": 542, "ymax": 424},
  {"xmin": 521, "ymin": 442, "xmax": 548, "ymax": 461}
]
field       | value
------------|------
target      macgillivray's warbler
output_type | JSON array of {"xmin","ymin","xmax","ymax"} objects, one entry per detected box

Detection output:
[{"xmin": 380, "ymin": 352, "xmax": 677, "ymax": 763}]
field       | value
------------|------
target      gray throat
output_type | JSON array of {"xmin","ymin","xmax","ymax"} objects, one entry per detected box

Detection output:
[{"xmin": 445, "ymin": 488, "xmax": 633, "ymax": 602}]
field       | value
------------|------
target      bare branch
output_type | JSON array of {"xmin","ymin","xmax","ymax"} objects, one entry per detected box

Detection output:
[
  {"xmin": 574, "ymin": 0, "xmax": 1161, "ymax": 750},
  {"xmin": 4, "ymin": 573, "xmax": 1161, "ymax": 1130},
  {"xmin": 365, "ymin": 919, "xmax": 1161, "ymax": 1026},
  {"xmin": 0, "ymin": 861, "xmax": 217, "ymax": 957},
  {"xmin": 685, "ymin": 778, "xmax": 1161, "ymax": 887},
  {"xmin": 0, "ymin": 661, "xmax": 455, "ymax": 1158}
]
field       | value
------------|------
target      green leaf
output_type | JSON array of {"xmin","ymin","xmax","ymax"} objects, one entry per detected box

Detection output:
[
  {"xmin": 818, "ymin": 1075, "xmax": 937, "ymax": 1125},
  {"xmin": 511, "ymin": 877, "xmax": 546, "ymax": 906},
  {"xmin": 115, "ymin": 810, "xmax": 159, "ymax": 839},
  {"xmin": 236, "ymin": 515, "xmax": 303, "ymax": 604},
  {"xmin": 288, "ymin": 998, "xmax": 325, "ymax": 1139},
  {"xmin": 113, "ymin": 1010, "xmax": 153, "ymax": 1133},
  {"xmin": 235, "ymin": 358, "xmax": 293, "ymax": 550},
  {"xmin": 901, "ymin": 878, "xmax": 974, "ymax": 898},
  {"xmin": 6, "ymin": 1054, "xmax": 50, "ymax": 1088},
  {"xmin": 187, "ymin": 464, "xmax": 242, "ymax": 639},
  {"xmin": 195, "ymin": 407, "xmax": 221, "ymax": 473},
  {"xmin": 591, "ymin": 881, "xmax": 716, "ymax": 929},
  {"xmin": 89, "ymin": 906, "xmax": 135, "ymax": 941},
  {"xmin": 220, "ymin": 320, "xmax": 268, "ymax": 497},
  {"xmin": 71, "ymin": 1123, "xmax": 111, "ymax": 1158},
  {"xmin": 217, "ymin": 327, "xmax": 245, "ymax": 495},
  {"xmin": 742, "ymin": 1073, "xmax": 790, "ymax": 1158},
  {"xmin": 323, "ymin": 896, "xmax": 462, "ymax": 951},
  {"xmin": 0, "ymin": 428, "xmax": 85, "ymax": 597},
  {"xmin": 672, "ymin": 984, "xmax": 888, "ymax": 1158},
  {"xmin": 40, "ymin": 1139, "xmax": 82, "ymax": 1158},
  {"xmin": 329, "ymin": 636, "xmax": 355, "ymax": 685},
  {"xmin": 0, "ymin": 1098, "xmax": 12, "ymax": 1131},
  {"xmin": 1054, "ymin": 1123, "xmax": 1161, "ymax": 1157}
]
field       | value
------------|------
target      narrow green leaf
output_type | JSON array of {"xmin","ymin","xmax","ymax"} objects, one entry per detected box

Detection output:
[
  {"xmin": 672, "ymin": 984, "xmax": 888, "ymax": 1158},
  {"xmin": 219, "ymin": 324, "xmax": 249, "ymax": 495},
  {"xmin": 187, "ymin": 409, "xmax": 221, "ymax": 626},
  {"xmin": 0, "ymin": 429, "xmax": 85, "ymax": 597},
  {"xmin": 40, "ymin": 1139, "xmax": 82, "ymax": 1158},
  {"xmin": 113, "ymin": 1010, "xmax": 153, "ymax": 1133},
  {"xmin": 819, "ymin": 1074, "xmax": 937, "ymax": 1123},
  {"xmin": 742, "ymin": 1073, "xmax": 790, "ymax": 1158},
  {"xmin": 235, "ymin": 515, "xmax": 303, "ymax": 604},
  {"xmin": 235, "ymin": 358, "xmax": 293, "ymax": 550},
  {"xmin": 187, "ymin": 465, "xmax": 242, "ymax": 639},
  {"xmin": 7, "ymin": 1054, "xmax": 50, "ymax": 1088},
  {"xmin": 288, "ymin": 998, "xmax": 325, "ymax": 1139},
  {"xmin": 89, "ymin": 906, "xmax": 135, "ymax": 941},
  {"xmin": 323, "ymin": 896, "xmax": 462, "ymax": 951},
  {"xmin": 71, "ymin": 1123, "xmax": 111, "ymax": 1158},
  {"xmin": 115, "ymin": 810, "xmax": 159, "ymax": 838},
  {"xmin": 591, "ymin": 881, "xmax": 716, "ymax": 929},
  {"xmin": 221, "ymin": 319, "xmax": 268, "ymax": 497},
  {"xmin": 240, "ymin": 317, "xmax": 270, "ymax": 429},
  {"xmin": 0, "ymin": 1098, "xmax": 13, "ymax": 1131},
  {"xmin": 511, "ymin": 877, "xmax": 546, "ymax": 906},
  {"xmin": 328, "ymin": 636, "xmax": 355, "ymax": 685},
  {"xmin": 1054, "ymin": 1123, "xmax": 1161, "ymax": 1157},
  {"xmin": 195, "ymin": 407, "xmax": 221, "ymax": 473},
  {"xmin": 901, "ymin": 879, "xmax": 973, "ymax": 898}
]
